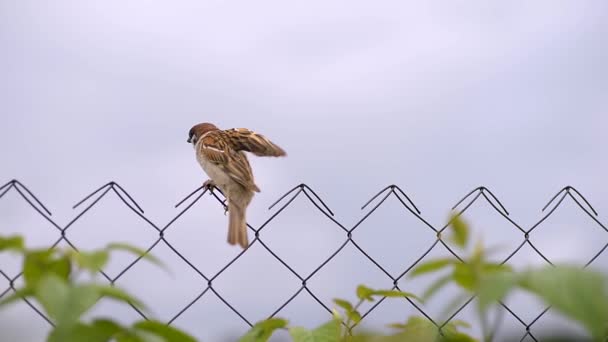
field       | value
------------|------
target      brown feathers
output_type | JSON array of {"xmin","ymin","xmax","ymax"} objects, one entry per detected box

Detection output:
[
  {"xmin": 197, "ymin": 131, "xmax": 261, "ymax": 193},
  {"xmin": 188, "ymin": 122, "xmax": 286, "ymax": 249},
  {"xmin": 228, "ymin": 197, "xmax": 250, "ymax": 248},
  {"xmin": 188, "ymin": 123, "xmax": 219, "ymax": 143},
  {"xmin": 224, "ymin": 128, "xmax": 287, "ymax": 157}
]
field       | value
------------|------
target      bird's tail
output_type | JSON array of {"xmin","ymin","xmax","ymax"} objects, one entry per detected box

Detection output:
[{"xmin": 228, "ymin": 201, "xmax": 249, "ymax": 249}]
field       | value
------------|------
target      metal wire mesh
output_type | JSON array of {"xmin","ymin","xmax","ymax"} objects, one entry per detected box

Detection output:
[{"xmin": 1, "ymin": 179, "xmax": 606, "ymax": 341}]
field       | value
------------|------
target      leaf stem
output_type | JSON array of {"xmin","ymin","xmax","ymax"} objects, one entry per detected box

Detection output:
[{"xmin": 342, "ymin": 299, "xmax": 364, "ymax": 339}]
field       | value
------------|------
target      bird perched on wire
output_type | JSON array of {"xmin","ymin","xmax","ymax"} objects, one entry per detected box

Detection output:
[{"xmin": 187, "ymin": 123, "xmax": 287, "ymax": 249}]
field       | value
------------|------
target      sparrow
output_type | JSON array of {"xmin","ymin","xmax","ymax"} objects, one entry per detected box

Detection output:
[{"xmin": 187, "ymin": 123, "xmax": 286, "ymax": 248}]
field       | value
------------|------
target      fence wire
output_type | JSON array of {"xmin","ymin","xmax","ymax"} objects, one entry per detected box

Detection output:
[{"xmin": 0, "ymin": 179, "xmax": 607, "ymax": 341}]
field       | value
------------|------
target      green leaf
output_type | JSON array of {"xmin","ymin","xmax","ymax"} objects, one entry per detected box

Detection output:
[
  {"xmin": 49, "ymin": 257, "xmax": 71, "ymax": 279},
  {"xmin": 133, "ymin": 320, "xmax": 197, "ymax": 342},
  {"xmin": 106, "ymin": 243, "xmax": 164, "ymax": 268},
  {"xmin": 519, "ymin": 265, "xmax": 608, "ymax": 340},
  {"xmin": 331, "ymin": 308, "xmax": 342, "ymax": 321},
  {"xmin": 356, "ymin": 285, "xmax": 374, "ymax": 301},
  {"xmin": 470, "ymin": 240, "xmax": 485, "ymax": 265},
  {"xmin": 386, "ymin": 316, "xmax": 477, "ymax": 342},
  {"xmin": 91, "ymin": 319, "xmax": 126, "ymax": 337},
  {"xmin": 0, "ymin": 287, "xmax": 34, "ymax": 307},
  {"xmin": 24, "ymin": 250, "xmax": 71, "ymax": 287},
  {"xmin": 124, "ymin": 329, "xmax": 165, "ymax": 342},
  {"xmin": 333, "ymin": 298, "xmax": 353, "ymax": 312},
  {"xmin": 95, "ymin": 285, "xmax": 147, "ymax": 311},
  {"xmin": 36, "ymin": 276, "xmax": 102, "ymax": 326},
  {"xmin": 34, "ymin": 274, "xmax": 70, "ymax": 321},
  {"xmin": 446, "ymin": 320, "xmax": 471, "ymax": 329},
  {"xmin": 48, "ymin": 320, "xmax": 125, "ymax": 342},
  {"xmin": 289, "ymin": 319, "xmax": 341, "ymax": 342},
  {"xmin": 387, "ymin": 322, "xmax": 408, "ymax": 330},
  {"xmin": 409, "ymin": 259, "xmax": 454, "ymax": 278},
  {"xmin": 288, "ymin": 327, "xmax": 313, "ymax": 342},
  {"xmin": 449, "ymin": 214, "xmax": 469, "ymax": 249},
  {"xmin": 238, "ymin": 318, "xmax": 288, "ymax": 342},
  {"xmin": 115, "ymin": 330, "xmax": 147, "ymax": 342},
  {"xmin": 422, "ymin": 275, "xmax": 452, "ymax": 301},
  {"xmin": 482, "ymin": 263, "xmax": 512, "ymax": 274},
  {"xmin": 441, "ymin": 331, "xmax": 478, "ymax": 342},
  {"xmin": 442, "ymin": 319, "xmax": 477, "ymax": 342},
  {"xmin": 452, "ymin": 263, "xmax": 475, "ymax": 291},
  {"xmin": 371, "ymin": 289, "xmax": 421, "ymax": 302},
  {"xmin": 347, "ymin": 310, "xmax": 362, "ymax": 324},
  {"xmin": 347, "ymin": 332, "xmax": 409, "ymax": 342},
  {"xmin": 310, "ymin": 319, "xmax": 341, "ymax": 340},
  {"xmin": 392, "ymin": 316, "xmax": 440, "ymax": 341},
  {"xmin": 72, "ymin": 250, "xmax": 109, "ymax": 274},
  {"xmin": 477, "ymin": 272, "xmax": 517, "ymax": 312},
  {"xmin": 62, "ymin": 285, "xmax": 104, "ymax": 322},
  {"xmin": 0, "ymin": 235, "xmax": 24, "ymax": 252},
  {"xmin": 24, "ymin": 250, "xmax": 53, "ymax": 285}
]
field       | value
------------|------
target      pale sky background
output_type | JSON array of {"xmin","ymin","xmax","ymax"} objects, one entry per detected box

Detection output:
[{"xmin": 1, "ymin": 1, "xmax": 608, "ymax": 341}]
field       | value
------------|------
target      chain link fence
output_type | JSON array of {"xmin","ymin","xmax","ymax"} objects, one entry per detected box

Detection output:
[{"xmin": 0, "ymin": 179, "xmax": 606, "ymax": 341}]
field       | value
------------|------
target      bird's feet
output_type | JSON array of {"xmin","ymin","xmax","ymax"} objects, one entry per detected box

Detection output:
[
  {"xmin": 203, "ymin": 180, "xmax": 228, "ymax": 215},
  {"xmin": 203, "ymin": 179, "xmax": 216, "ymax": 193}
]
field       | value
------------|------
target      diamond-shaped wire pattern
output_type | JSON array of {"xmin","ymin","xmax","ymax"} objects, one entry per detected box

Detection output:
[{"xmin": 1, "ymin": 179, "xmax": 607, "ymax": 341}]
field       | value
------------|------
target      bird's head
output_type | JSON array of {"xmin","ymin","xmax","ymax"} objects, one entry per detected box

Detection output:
[{"xmin": 188, "ymin": 123, "xmax": 219, "ymax": 146}]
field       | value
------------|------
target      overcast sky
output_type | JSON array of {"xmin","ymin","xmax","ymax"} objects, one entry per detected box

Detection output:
[{"xmin": 1, "ymin": 1, "xmax": 608, "ymax": 341}]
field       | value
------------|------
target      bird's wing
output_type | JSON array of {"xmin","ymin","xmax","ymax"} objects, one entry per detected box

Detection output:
[
  {"xmin": 199, "ymin": 131, "xmax": 260, "ymax": 192},
  {"xmin": 224, "ymin": 128, "xmax": 287, "ymax": 157}
]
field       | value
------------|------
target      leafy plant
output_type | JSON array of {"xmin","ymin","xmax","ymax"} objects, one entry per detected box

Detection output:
[
  {"xmin": 236, "ymin": 214, "xmax": 608, "ymax": 342},
  {"xmin": 3, "ymin": 212, "xmax": 608, "ymax": 342},
  {"xmin": 234, "ymin": 284, "xmax": 474, "ymax": 342},
  {"xmin": 409, "ymin": 214, "xmax": 608, "ymax": 342},
  {"xmin": 0, "ymin": 236, "xmax": 196, "ymax": 342}
]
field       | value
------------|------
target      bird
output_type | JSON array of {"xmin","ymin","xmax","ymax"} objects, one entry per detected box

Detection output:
[{"xmin": 187, "ymin": 123, "xmax": 287, "ymax": 248}]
